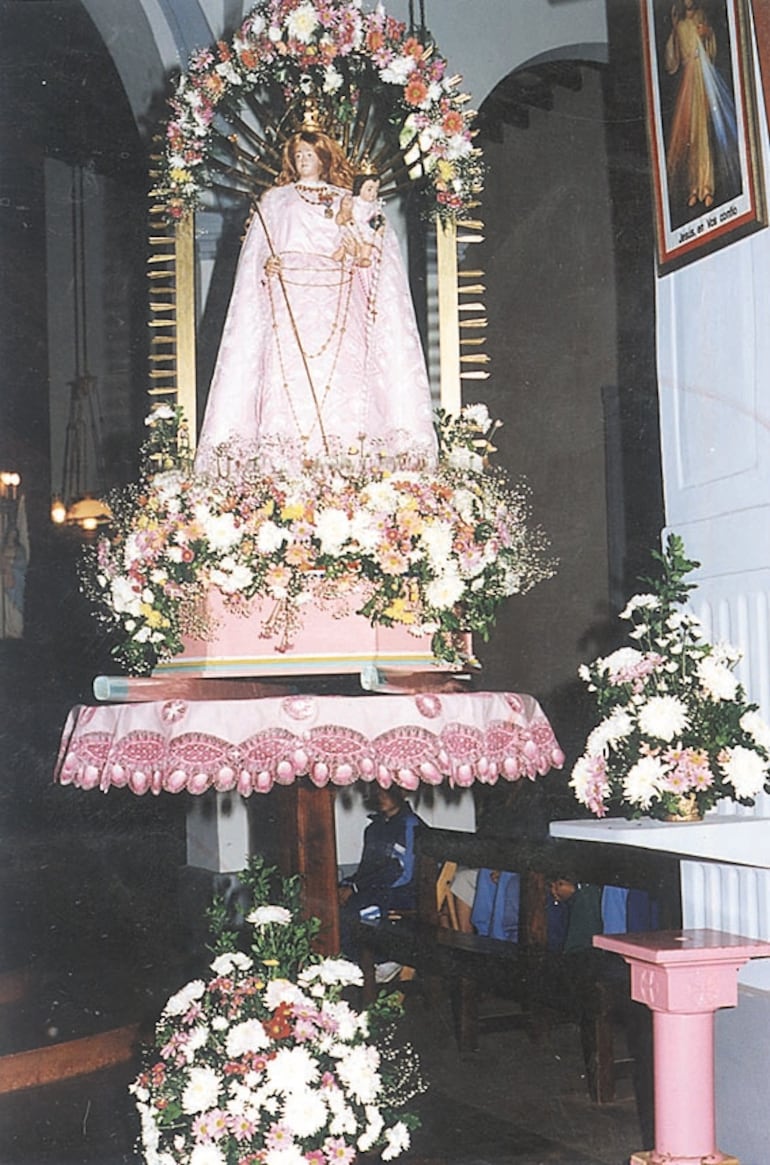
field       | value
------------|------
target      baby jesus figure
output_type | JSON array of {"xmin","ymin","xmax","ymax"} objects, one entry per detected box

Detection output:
[{"xmin": 332, "ymin": 171, "xmax": 386, "ymax": 267}]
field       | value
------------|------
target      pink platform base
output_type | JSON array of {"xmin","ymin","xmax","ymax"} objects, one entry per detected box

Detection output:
[
  {"xmin": 595, "ymin": 928, "xmax": 770, "ymax": 1165},
  {"xmin": 153, "ymin": 590, "xmax": 469, "ymax": 678}
]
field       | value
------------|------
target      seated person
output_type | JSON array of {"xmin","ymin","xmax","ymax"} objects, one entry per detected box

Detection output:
[
  {"xmin": 338, "ymin": 785, "xmax": 423, "ymax": 980},
  {"xmin": 449, "ymin": 867, "xmax": 520, "ymax": 942}
]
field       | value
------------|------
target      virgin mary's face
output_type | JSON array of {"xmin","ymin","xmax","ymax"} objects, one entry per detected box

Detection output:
[{"xmin": 294, "ymin": 143, "xmax": 323, "ymax": 182}]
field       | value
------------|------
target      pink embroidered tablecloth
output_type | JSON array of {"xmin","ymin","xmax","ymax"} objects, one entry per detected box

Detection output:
[{"xmin": 55, "ymin": 691, "xmax": 564, "ymax": 797}]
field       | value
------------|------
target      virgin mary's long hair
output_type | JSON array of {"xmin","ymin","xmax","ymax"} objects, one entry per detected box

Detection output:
[{"xmin": 276, "ymin": 131, "xmax": 355, "ymax": 190}]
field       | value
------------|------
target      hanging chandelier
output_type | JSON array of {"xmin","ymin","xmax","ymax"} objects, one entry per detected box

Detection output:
[{"xmin": 50, "ymin": 166, "xmax": 111, "ymax": 533}]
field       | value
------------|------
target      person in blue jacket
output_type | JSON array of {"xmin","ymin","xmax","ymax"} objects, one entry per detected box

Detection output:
[{"xmin": 338, "ymin": 785, "xmax": 423, "ymax": 975}]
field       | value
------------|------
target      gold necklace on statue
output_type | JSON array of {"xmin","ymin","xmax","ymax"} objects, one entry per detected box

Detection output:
[{"xmin": 295, "ymin": 184, "xmax": 336, "ymax": 218}]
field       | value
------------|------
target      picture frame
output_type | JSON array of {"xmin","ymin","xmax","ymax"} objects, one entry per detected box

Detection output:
[{"xmin": 639, "ymin": 0, "xmax": 765, "ymax": 273}]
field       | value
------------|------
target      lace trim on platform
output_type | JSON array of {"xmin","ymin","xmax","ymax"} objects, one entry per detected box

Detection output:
[{"xmin": 57, "ymin": 717, "xmax": 563, "ymax": 797}]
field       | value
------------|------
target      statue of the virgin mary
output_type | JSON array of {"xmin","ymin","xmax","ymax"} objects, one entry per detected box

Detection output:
[{"xmin": 195, "ymin": 125, "xmax": 437, "ymax": 474}]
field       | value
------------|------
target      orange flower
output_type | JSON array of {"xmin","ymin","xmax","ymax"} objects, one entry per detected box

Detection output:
[
  {"xmin": 239, "ymin": 48, "xmax": 259, "ymax": 71},
  {"xmin": 442, "ymin": 109, "xmax": 465, "ymax": 136},
  {"xmin": 263, "ymin": 1002, "xmax": 293, "ymax": 1040},
  {"xmin": 404, "ymin": 74, "xmax": 429, "ymax": 107},
  {"xmin": 366, "ymin": 29, "xmax": 385, "ymax": 53},
  {"xmin": 403, "ymin": 36, "xmax": 425, "ymax": 60}
]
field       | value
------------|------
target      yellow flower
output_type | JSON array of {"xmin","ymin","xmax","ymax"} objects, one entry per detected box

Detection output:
[
  {"xmin": 141, "ymin": 606, "xmax": 164, "ymax": 629},
  {"xmin": 281, "ymin": 502, "xmax": 305, "ymax": 521},
  {"xmin": 384, "ymin": 597, "xmax": 417, "ymax": 624},
  {"xmin": 437, "ymin": 159, "xmax": 455, "ymax": 182},
  {"xmin": 169, "ymin": 167, "xmax": 191, "ymax": 184}
]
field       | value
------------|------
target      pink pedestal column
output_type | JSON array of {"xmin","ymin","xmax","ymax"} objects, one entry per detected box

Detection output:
[{"xmin": 594, "ymin": 929, "xmax": 770, "ymax": 1165}]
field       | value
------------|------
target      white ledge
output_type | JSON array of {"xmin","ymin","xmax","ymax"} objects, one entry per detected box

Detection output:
[{"xmin": 549, "ymin": 816, "xmax": 770, "ymax": 869}]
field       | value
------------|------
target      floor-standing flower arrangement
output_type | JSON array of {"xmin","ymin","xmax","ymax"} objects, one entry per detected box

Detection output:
[
  {"xmin": 130, "ymin": 858, "xmax": 425, "ymax": 1165},
  {"xmin": 570, "ymin": 535, "xmax": 770, "ymax": 821}
]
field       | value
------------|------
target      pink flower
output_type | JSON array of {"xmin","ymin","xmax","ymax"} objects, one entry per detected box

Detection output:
[
  {"xmin": 266, "ymin": 1122, "xmax": 293, "ymax": 1152},
  {"xmin": 323, "ymin": 1137, "xmax": 356, "ymax": 1163}
]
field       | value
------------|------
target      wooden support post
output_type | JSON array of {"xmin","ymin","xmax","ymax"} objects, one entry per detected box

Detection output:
[{"xmin": 277, "ymin": 781, "xmax": 340, "ymax": 956}]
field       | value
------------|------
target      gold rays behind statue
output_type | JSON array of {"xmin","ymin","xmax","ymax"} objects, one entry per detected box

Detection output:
[{"xmin": 204, "ymin": 85, "xmax": 428, "ymax": 205}]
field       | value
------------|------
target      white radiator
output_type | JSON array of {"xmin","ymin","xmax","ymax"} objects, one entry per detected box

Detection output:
[{"xmin": 682, "ymin": 585, "xmax": 770, "ymax": 990}]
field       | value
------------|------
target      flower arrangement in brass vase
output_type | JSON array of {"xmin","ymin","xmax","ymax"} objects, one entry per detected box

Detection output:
[{"xmin": 571, "ymin": 535, "xmax": 770, "ymax": 821}]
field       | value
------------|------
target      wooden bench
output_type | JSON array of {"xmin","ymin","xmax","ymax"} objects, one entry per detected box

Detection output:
[{"xmin": 356, "ymin": 826, "xmax": 681, "ymax": 1105}]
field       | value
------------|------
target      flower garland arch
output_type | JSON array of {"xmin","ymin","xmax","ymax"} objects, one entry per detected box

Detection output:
[{"xmin": 158, "ymin": 0, "xmax": 484, "ymax": 222}]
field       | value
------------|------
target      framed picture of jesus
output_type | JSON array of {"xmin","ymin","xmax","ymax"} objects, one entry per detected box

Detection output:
[{"xmin": 639, "ymin": 0, "xmax": 765, "ymax": 273}]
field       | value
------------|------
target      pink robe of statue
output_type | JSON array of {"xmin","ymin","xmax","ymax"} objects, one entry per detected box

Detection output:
[{"xmin": 195, "ymin": 182, "xmax": 437, "ymax": 474}]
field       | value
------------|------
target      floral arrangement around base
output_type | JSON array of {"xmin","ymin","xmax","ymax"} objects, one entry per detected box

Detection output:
[
  {"xmin": 131, "ymin": 857, "xmax": 425, "ymax": 1165},
  {"xmin": 571, "ymin": 535, "xmax": 770, "ymax": 821},
  {"xmin": 159, "ymin": 0, "xmax": 484, "ymax": 223},
  {"xmin": 81, "ymin": 403, "xmax": 556, "ymax": 675}
]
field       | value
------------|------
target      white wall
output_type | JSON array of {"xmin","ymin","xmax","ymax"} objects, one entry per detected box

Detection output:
[{"xmin": 654, "ymin": 17, "xmax": 770, "ymax": 1164}]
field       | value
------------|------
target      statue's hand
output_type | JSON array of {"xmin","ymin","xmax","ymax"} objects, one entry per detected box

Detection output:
[{"xmin": 264, "ymin": 255, "xmax": 282, "ymax": 277}]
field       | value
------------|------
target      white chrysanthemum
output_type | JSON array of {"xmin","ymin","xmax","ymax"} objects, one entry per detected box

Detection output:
[
  {"xmin": 619, "ymin": 593, "xmax": 659, "ymax": 619},
  {"xmin": 282, "ymin": 1088, "xmax": 328, "ymax": 1138},
  {"xmin": 336, "ymin": 1044, "xmax": 381, "ymax": 1103},
  {"xmin": 382, "ymin": 1120, "xmax": 411, "ymax": 1161},
  {"xmin": 299, "ymin": 958, "xmax": 363, "ymax": 990},
  {"xmin": 145, "ymin": 403, "xmax": 175, "ymax": 424},
  {"xmin": 110, "ymin": 576, "xmax": 143, "ymax": 617},
  {"xmin": 445, "ymin": 132, "xmax": 473, "ymax": 160},
  {"xmin": 286, "ymin": 1, "xmax": 318, "ymax": 41},
  {"xmin": 329, "ymin": 1107, "xmax": 358, "ymax": 1136},
  {"xmin": 181, "ymin": 1065, "xmax": 221, "ymax": 1114},
  {"xmin": 152, "ymin": 469, "xmax": 184, "ymax": 501},
  {"xmin": 424, "ymin": 570, "xmax": 465, "ymax": 610},
  {"xmin": 189, "ymin": 1144, "xmax": 227, "ymax": 1165},
  {"xmin": 349, "ymin": 509, "xmax": 380, "ymax": 552},
  {"xmin": 638, "ymin": 695, "xmax": 689, "ymax": 742},
  {"xmin": 358, "ymin": 1104, "xmax": 385, "ymax": 1152},
  {"xmin": 622, "ymin": 755, "xmax": 667, "ymax": 809},
  {"xmin": 380, "ymin": 55, "xmax": 416, "ymax": 84},
  {"xmin": 264, "ymin": 1146, "xmax": 306, "ymax": 1165},
  {"xmin": 205, "ymin": 512, "xmax": 242, "ymax": 552},
  {"xmin": 420, "ymin": 521, "xmax": 454, "ymax": 566},
  {"xmin": 320, "ymin": 999, "xmax": 359, "ymax": 1042},
  {"xmin": 599, "ymin": 646, "xmax": 643, "ymax": 678},
  {"xmin": 315, "ymin": 508, "xmax": 351, "ymax": 556},
  {"xmin": 569, "ymin": 756, "xmax": 593, "ymax": 805},
  {"xmin": 211, "ymin": 563, "xmax": 254, "ymax": 594},
  {"xmin": 462, "ymin": 402, "xmax": 491, "ymax": 429},
  {"xmin": 248, "ymin": 904, "xmax": 292, "ymax": 927},
  {"xmin": 586, "ymin": 708, "xmax": 634, "ymax": 756},
  {"xmin": 226, "ymin": 1018, "xmax": 270, "ymax": 1058},
  {"xmin": 451, "ymin": 487, "xmax": 476, "ymax": 524},
  {"xmin": 447, "ymin": 446, "xmax": 483, "ymax": 473},
  {"xmin": 211, "ymin": 950, "xmax": 253, "ymax": 976},
  {"xmin": 211, "ymin": 1015, "xmax": 229, "ymax": 1032},
  {"xmin": 740, "ymin": 710, "xmax": 770, "ymax": 752},
  {"xmin": 719, "ymin": 745, "xmax": 767, "ymax": 800},
  {"xmin": 266, "ymin": 1046, "xmax": 319, "ymax": 1095},
  {"xmin": 163, "ymin": 979, "xmax": 206, "ymax": 1017},
  {"xmin": 256, "ymin": 521, "xmax": 289, "ymax": 554},
  {"xmin": 361, "ymin": 479, "xmax": 397, "ymax": 512},
  {"xmin": 322, "ymin": 65, "xmax": 344, "ymax": 93},
  {"xmin": 136, "ymin": 1100, "xmax": 160, "ymax": 1155},
  {"xmin": 697, "ymin": 656, "xmax": 739, "ymax": 702},
  {"xmin": 183, "ymin": 1024, "xmax": 210, "ymax": 1060},
  {"xmin": 264, "ymin": 978, "xmax": 307, "ymax": 1010}
]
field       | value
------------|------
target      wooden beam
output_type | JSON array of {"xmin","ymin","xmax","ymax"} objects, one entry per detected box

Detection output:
[{"xmin": 0, "ymin": 1025, "xmax": 139, "ymax": 1095}]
